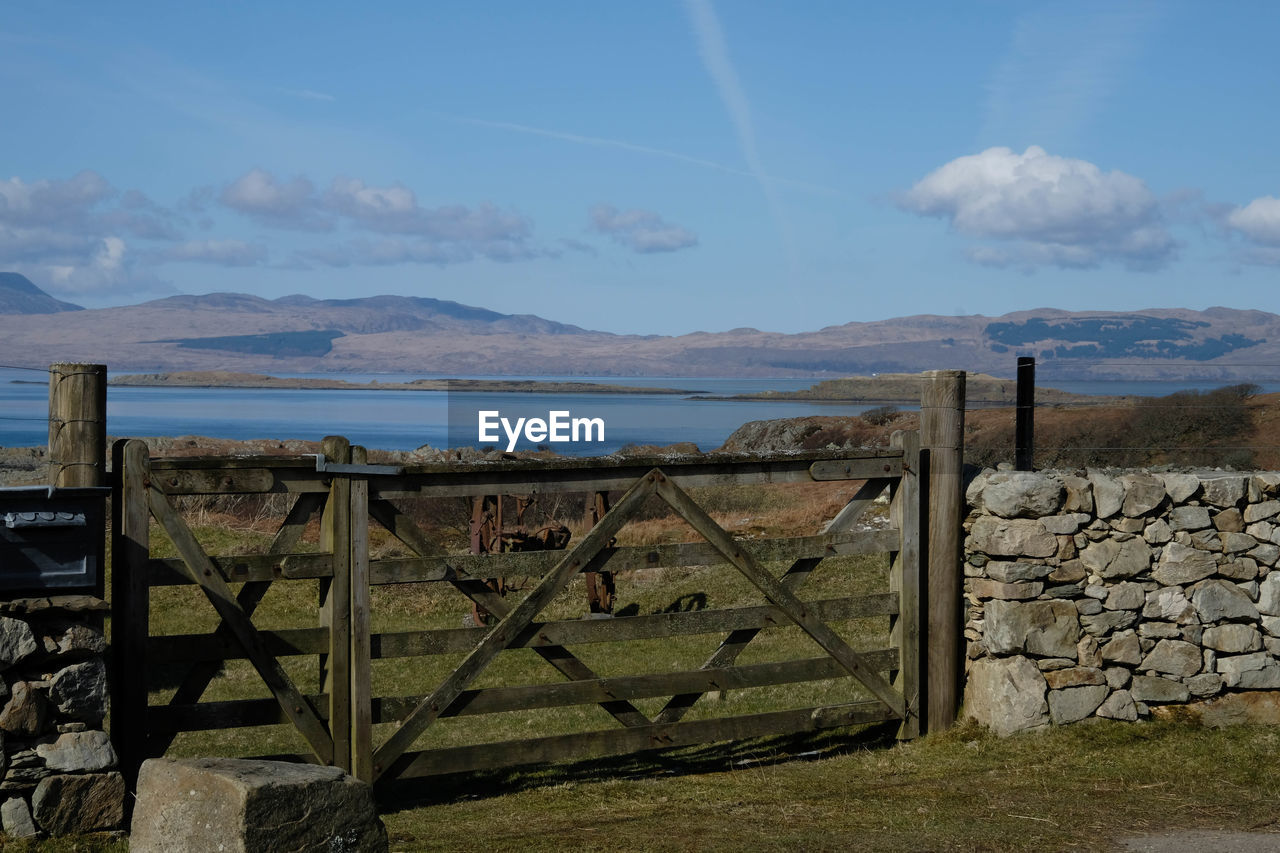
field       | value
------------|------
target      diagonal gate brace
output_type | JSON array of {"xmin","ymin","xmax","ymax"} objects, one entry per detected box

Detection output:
[
  {"xmin": 368, "ymin": 497, "xmax": 651, "ymax": 730},
  {"xmin": 651, "ymin": 472, "xmax": 907, "ymax": 721},
  {"xmin": 146, "ymin": 486, "xmax": 335, "ymax": 765},
  {"xmin": 370, "ymin": 470, "xmax": 662, "ymax": 781}
]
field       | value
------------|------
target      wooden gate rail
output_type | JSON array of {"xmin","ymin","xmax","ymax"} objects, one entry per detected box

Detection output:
[{"xmin": 112, "ymin": 437, "xmax": 924, "ymax": 787}]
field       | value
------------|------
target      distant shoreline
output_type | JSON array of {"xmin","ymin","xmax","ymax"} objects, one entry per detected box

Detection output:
[
  {"xmin": 108, "ymin": 371, "xmax": 705, "ymax": 395},
  {"xmin": 687, "ymin": 372, "xmax": 1107, "ymax": 405}
]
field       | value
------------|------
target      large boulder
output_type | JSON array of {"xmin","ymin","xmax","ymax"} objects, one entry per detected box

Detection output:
[
  {"xmin": 130, "ymin": 758, "xmax": 388, "ymax": 853},
  {"xmin": 964, "ymin": 656, "xmax": 1048, "ymax": 736}
]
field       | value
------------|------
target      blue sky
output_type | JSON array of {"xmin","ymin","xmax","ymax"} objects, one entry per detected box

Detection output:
[{"xmin": 2, "ymin": 1, "xmax": 1278, "ymax": 335}]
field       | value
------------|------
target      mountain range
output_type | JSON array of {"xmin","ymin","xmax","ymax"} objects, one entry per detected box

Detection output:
[{"xmin": 2, "ymin": 272, "xmax": 1278, "ymax": 380}]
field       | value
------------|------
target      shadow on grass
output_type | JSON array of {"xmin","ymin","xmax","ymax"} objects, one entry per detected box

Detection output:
[{"xmin": 375, "ymin": 720, "xmax": 901, "ymax": 814}]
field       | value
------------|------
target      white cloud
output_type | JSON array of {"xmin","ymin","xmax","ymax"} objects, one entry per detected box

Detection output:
[
  {"xmin": 217, "ymin": 170, "xmax": 537, "ymax": 264},
  {"xmin": 0, "ymin": 171, "xmax": 113, "ymax": 228},
  {"xmin": 684, "ymin": 0, "xmax": 794, "ymax": 259},
  {"xmin": 39, "ymin": 236, "xmax": 158, "ymax": 296},
  {"xmin": 0, "ymin": 172, "xmax": 185, "ymax": 295},
  {"xmin": 219, "ymin": 168, "xmax": 330, "ymax": 230},
  {"xmin": 1228, "ymin": 196, "xmax": 1280, "ymax": 247},
  {"xmin": 591, "ymin": 205, "xmax": 698, "ymax": 254},
  {"xmin": 899, "ymin": 145, "xmax": 1176, "ymax": 270}
]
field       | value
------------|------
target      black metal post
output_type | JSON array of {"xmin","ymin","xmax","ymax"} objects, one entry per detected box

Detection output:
[{"xmin": 1015, "ymin": 357, "xmax": 1035, "ymax": 470}]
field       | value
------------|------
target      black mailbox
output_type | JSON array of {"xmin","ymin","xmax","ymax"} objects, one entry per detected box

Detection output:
[{"xmin": 0, "ymin": 486, "xmax": 110, "ymax": 596}]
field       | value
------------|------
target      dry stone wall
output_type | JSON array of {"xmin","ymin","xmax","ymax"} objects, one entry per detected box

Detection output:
[
  {"xmin": 963, "ymin": 467, "xmax": 1280, "ymax": 735},
  {"xmin": 0, "ymin": 596, "xmax": 121, "ymax": 839}
]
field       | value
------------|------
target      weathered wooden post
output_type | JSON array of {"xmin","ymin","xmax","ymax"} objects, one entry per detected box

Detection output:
[
  {"xmin": 1015, "ymin": 357, "xmax": 1035, "ymax": 471},
  {"xmin": 111, "ymin": 439, "xmax": 152, "ymax": 788},
  {"xmin": 48, "ymin": 362, "xmax": 107, "ymax": 487},
  {"xmin": 889, "ymin": 430, "xmax": 923, "ymax": 739},
  {"xmin": 348, "ymin": 445, "xmax": 373, "ymax": 783},
  {"xmin": 320, "ymin": 436, "xmax": 353, "ymax": 774},
  {"xmin": 920, "ymin": 369, "xmax": 965, "ymax": 733}
]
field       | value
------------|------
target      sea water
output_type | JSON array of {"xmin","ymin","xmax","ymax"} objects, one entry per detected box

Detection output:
[{"xmin": 3, "ymin": 369, "xmax": 1278, "ymax": 455}]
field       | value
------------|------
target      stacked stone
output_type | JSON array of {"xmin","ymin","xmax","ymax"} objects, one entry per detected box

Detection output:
[
  {"xmin": 0, "ymin": 596, "xmax": 122, "ymax": 838},
  {"xmin": 963, "ymin": 468, "xmax": 1280, "ymax": 736}
]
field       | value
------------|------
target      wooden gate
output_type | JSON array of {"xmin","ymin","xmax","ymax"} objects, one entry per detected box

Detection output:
[{"xmin": 111, "ymin": 434, "xmax": 924, "ymax": 785}]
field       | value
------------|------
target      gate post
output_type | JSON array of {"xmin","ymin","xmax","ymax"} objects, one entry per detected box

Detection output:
[
  {"xmin": 320, "ymin": 436, "xmax": 353, "ymax": 773},
  {"xmin": 920, "ymin": 370, "xmax": 965, "ymax": 734},
  {"xmin": 110, "ymin": 439, "xmax": 151, "ymax": 788},
  {"xmin": 48, "ymin": 362, "xmax": 107, "ymax": 488},
  {"xmin": 348, "ymin": 446, "xmax": 373, "ymax": 782},
  {"xmin": 1015, "ymin": 356, "xmax": 1035, "ymax": 471}
]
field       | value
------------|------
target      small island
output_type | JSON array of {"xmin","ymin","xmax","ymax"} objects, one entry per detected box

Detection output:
[{"xmin": 109, "ymin": 371, "xmax": 704, "ymax": 395}]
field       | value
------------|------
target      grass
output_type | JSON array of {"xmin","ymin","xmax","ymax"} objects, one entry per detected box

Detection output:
[{"xmin": 378, "ymin": 719, "xmax": 1280, "ymax": 852}]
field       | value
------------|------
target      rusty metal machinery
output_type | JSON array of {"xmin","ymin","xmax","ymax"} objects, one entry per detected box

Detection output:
[{"xmin": 467, "ymin": 491, "xmax": 614, "ymax": 625}]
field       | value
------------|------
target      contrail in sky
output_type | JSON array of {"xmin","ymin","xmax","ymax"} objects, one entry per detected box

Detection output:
[
  {"xmin": 683, "ymin": 0, "xmax": 797, "ymax": 262},
  {"xmin": 433, "ymin": 113, "xmax": 839, "ymax": 197}
]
